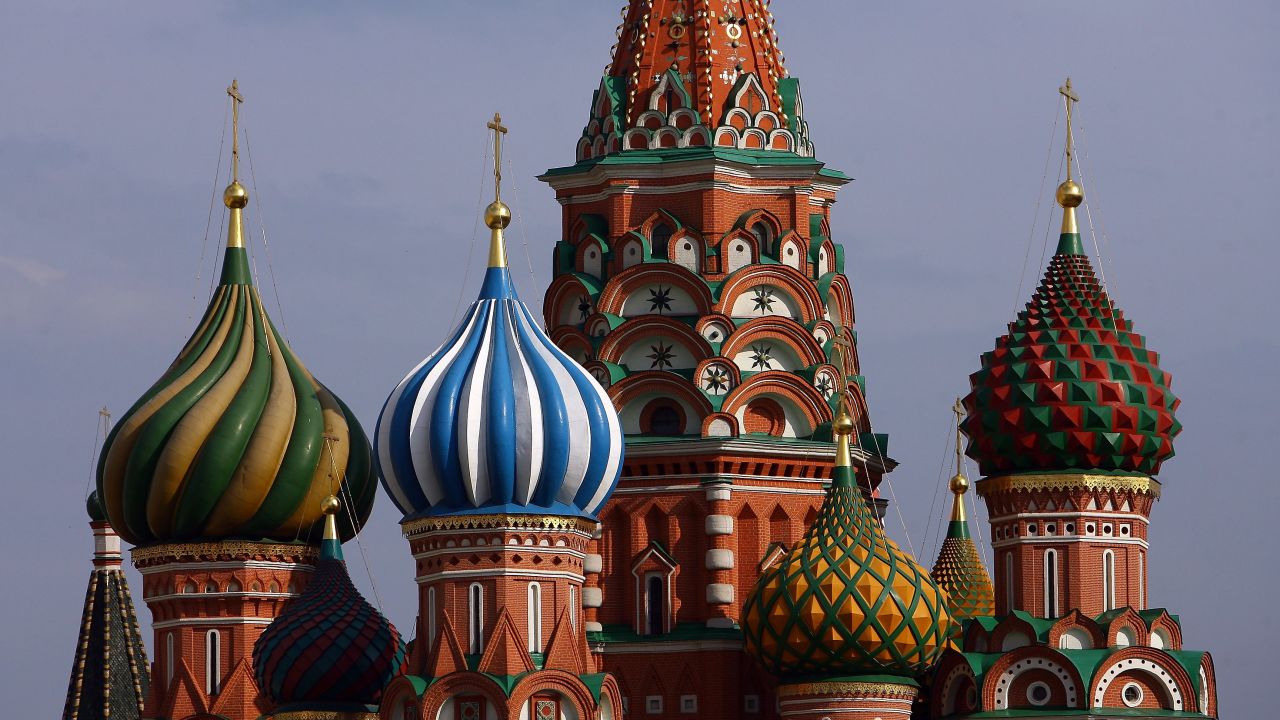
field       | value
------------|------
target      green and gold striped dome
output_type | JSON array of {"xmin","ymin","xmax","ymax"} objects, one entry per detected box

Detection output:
[
  {"xmin": 742, "ymin": 415, "xmax": 953, "ymax": 679},
  {"xmin": 97, "ymin": 181, "xmax": 376, "ymax": 546}
]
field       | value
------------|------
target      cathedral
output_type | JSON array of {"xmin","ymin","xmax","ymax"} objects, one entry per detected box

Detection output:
[{"xmin": 62, "ymin": 2, "xmax": 1219, "ymax": 719}]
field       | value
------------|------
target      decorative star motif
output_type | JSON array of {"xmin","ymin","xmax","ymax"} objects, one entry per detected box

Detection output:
[
  {"xmin": 816, "ymin": 374, "xmax": 835, "ymax": 399},
  {"xmin": 648, "ymin": 285, "xmax": 674, "ymax": 314},
  {"xmin": 704, "ymin": 366, "xmax": 730, "ymax": 394},
  {"xmin": 751, "ymin": 287, "xmax": 776, "ymax": 313},
  {"xmin": 750, "ymin": 343, "xmax": 774, "ymax": 370},
  {"xmin": 648, "ymin": 342, "xmax": 676, "ymax": 370},
  {"xmin": 577, "ymin": 296, "xmax": 591, "ymax": 321}
]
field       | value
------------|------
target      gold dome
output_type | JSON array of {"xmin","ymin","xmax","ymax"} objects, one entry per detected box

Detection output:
[{"xmin": 949, "ymin": 472, "xmax": 969, "ymax": 494}]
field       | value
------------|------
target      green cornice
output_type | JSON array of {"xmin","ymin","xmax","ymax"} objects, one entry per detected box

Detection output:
[{"xmin": 544, "ymin": 147, "xmax": 830, "ymax": 178}]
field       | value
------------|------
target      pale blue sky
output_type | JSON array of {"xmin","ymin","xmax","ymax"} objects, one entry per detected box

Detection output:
[{"xmin": 2, "ymin": 1, "xmax": 1275, "ymax": 716}]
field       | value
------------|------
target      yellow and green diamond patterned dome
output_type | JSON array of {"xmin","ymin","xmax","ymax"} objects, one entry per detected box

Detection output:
[
  {"xmin": 96, "ymin": 180, "xmax": 376, "ymax": 546},
  {"xmin": 742, "ymin": 415, "xmax": 953, "ymax": 679}
]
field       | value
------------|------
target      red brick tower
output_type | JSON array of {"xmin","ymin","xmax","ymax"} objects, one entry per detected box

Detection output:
[
  {"xmin": 538, "ymin": 2, "xmax": 891, "ymax": 716},
  {"xmin": 922, "ymin": 80, "xmax": 1217, "ymax": 719},
  {"xmin": 375, "ymin": 117, "xmax": 626, "ymax": 720},
  {"xmin": 96, "ymin": 82, "xmax": 379, "ymax": 720},
  {"xmin": 960, "ymin": 84, "xmax": 1180, "ymax": 620}
]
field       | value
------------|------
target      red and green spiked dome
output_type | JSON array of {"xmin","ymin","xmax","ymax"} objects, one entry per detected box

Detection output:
[
  {"xmin": 96, "ymin": 181, "xmax": 377, "ymax": 546},
  {"xmin": 253, "ymin": 497, "xmax": 407, "ymax": 708},
  {"xmin": 742, "ymin": 415, "xmax": 952, "ymax": 679},
  {"xmin": 961, "ymin": 182, "xmax": 1181, "ymax": 477}
]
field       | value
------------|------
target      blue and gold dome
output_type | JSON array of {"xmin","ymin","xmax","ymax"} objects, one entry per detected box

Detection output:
[{"xmin": 376, "ymin": 129, "xmax": 622, "ymax": 520}]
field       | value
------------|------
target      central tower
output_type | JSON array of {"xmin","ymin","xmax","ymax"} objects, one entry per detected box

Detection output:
[{"xmin": 538, "ymin": 2, "xmax": 891, "ymax": 716}]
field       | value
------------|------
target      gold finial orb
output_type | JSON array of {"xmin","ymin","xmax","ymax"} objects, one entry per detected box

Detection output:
[
  {"xmin": 320, "ymin": 495, "xmax": 341, "ymax": 516},
  {"xmin": 484, "ymin": 201, "xmax": 512, "ymax": 230},
  {"xmin": 1056, "ymin": 180, "xmax": 1084, "ymax": 208},
  {"xmin": 224, "ymin": 181, "xmax": 249, "ymax": 209},
  {"xmin": 833, "ymin": 412, "xmax": 855, "ymax": 437},
  {"xmin": 949, "ymin": 472, "xmax": 969, "ymax": 494}
]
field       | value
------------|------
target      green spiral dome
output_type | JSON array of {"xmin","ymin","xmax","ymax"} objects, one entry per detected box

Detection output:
[{"xmin": 97, "ymin": 184, "xmax": 376, "ymax": 546}]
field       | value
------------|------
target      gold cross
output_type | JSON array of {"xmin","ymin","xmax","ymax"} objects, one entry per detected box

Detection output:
[
  {"xmin": 227, "ymin": 79, "xmax": 245, "ymax": 181},
  {"xmin": 952, "ymin": 397, "xmax": 967, "ymax": 469},
  {"xmin": 830, "ymin": 330, "xmax": 858, "ymax": 416},
  {"xmin": 486, "ymin": 112, "xmax": 508, "ymax": 201},
  {"xmin": 1059, "ymin": 77, "xmax": 1079, "ymax": 181}
]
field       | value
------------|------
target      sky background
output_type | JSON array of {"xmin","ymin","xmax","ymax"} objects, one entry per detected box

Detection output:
[{"xmin": 2, "ymin": 1, "xmax": 1275, "ymax": 716}]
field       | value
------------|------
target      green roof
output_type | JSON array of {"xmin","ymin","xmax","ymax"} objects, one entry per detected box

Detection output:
[{"xmin": 544, "ymin": 147, "xmax": 844, "ymax": 177}]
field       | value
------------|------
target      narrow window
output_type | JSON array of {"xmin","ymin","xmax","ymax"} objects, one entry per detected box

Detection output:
[
  {"xmin": 1137, "ymin": 552, "xmax": 1145, "ymax": 609},
  {"xmin": 568, "ymin": 585, "xmax": 577, "ymax": 629},
  {"xmin": 165, "ymin": 632, "xmax": 174, "ymax": 686},
  {"xmin": 205, "ymin": 630, "xmax": 221, "ymax": 695},
  {"xmin": 1003, "ymin": 552, "xmax": 1014, "ymax": 612},
  {"xmin": 645, "ymin": 574, "xmax": 665, "ymax": 635},
  {"xmin": 1103, "ymin": 550, "xmax": 1116, "ymax": 611},
  {"xmin": 1044, "ymin": 550, "xmax": 1059, "ymax": 618},
  {"xmin": 527, "ymin": 582, "xmax": 543, "ymax": 653},
  {"xmin": 468, "ymin": 583, "xmax": 484, "ymax": 655},
  {"xmin": 427, "ymin": 586, "xmax": 437, "ymax": 649}
]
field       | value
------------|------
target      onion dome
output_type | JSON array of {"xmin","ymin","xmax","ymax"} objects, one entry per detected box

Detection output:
[
  {"xmin": 377, "ymin": 116, "xmax": 623, "ymax": 520},
  {"xmin": 929, "ymin": 416, "xmax": 995, "ymax": 621},
  {"xmin": 742, "ymin": 413, "xmax": 952, "ymax": 679},
  {"xmin": 97, "ymin": 85, "xmax": 376, "ymax": 546},
  {"xmin": 961, "ymin": 173, "xmax": 1180, "ymax": 477},
  {"xmin": 254, "ymin": 497, "xmax": 407, "ymax": 707}
]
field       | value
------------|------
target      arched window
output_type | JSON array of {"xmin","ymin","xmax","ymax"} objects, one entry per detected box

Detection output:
[
  {"xmin": 1044, "ymin": 549, "xmax": 1059, "ymax": 618},
  {"xmin": 645, "ymin": 574, "xmax": 665, "ymax": 635},
  {"xmin": 651, "ymin": 224, "xmax": 673, "ymax": 254},
  {"xmin": 1004, "ymin": 552, "xmax": 1014, "ymax": 612},
  {"xmin": 427, "ymin": 587, "xmax": 437, "ymax": 649},
  {"xmin": 568, "ymin": 585, "xmax": 577, "ymax": 629},
  {"xmin": 1103, "ymin": 550, "xmax": 1116, "ymax": 611},
  {"xmin": 650, "ymin": 405, "xmax": 683, "ymax": 436},
  {"xmin": 1137, "ymin": 552, "xmax": 1145, "ymax": 609},
  {"xmin": 527, "ymin": 582, "xmax": 543, "ymax": 653},
  {"xmin": 205, "ymin": 630, "xmax": 221, "ymax": 695},
  {"xmin": 468, "ymin": 583, "xmax": 485, "ymax": 655},
  {"xmin": 750, "ymin": 221, "xmax": 774, "ymax": 253},
  {"xmin": 165, "ymin": 632, "xmax": 175, "ymax": 686}
]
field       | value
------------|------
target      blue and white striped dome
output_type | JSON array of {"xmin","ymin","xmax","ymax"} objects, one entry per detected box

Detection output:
[{"xmin": 376, "ymin": 207, "xmax": 623, "ymax": 520}]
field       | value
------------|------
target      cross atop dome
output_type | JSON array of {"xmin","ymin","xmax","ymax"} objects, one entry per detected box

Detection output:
[{"xmin": 576, "ymin": 0, "xmax": 814, "ymax": 160}]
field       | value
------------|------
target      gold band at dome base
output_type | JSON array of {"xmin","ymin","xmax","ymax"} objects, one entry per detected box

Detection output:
[
  {"xmin": 976, "ymin": 473, "xmax": 1161, "ymax": 499},
  {"xmin": 401, "ymin": 513, "xmax": 597, "ymax": 536},
  {"xmin": 777, "ymin": 681, "xmax": 918, "ymax": 699},
  {"xmin": 265, "ymin": 711, "xmax": 379, "ymax": 720},
  {"xmin": 130, "ymin": 541, "xmax": 319, "ymax": 566}
]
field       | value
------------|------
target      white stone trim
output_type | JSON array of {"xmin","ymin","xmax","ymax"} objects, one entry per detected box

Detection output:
[
  {"xmin": 415, "ymin": 568, "xmax": 584, "ymax": 583},
  {"xmin": 584, "ymin": 553, "xmax": 604, "ymax": 573},
  {"xmin": 992, "ymin": 657, "xmax": 1078, "ymax": 710},
  {"xmin": 137, "ymin": 560, "xmax": 313, "ymax": 575},
  {"xmin": 992, "ymin": 536, "xmax": 1149, "ymax": 550},
  {"xmin": 705, "ymin": 515, "xmax": 734, "ymax": 535},
  {"xmin": 146, "ymin": 590, "xmax": 297, "ymax": 602},
  {"xmin": 705, "ymin": 549, "xmax": 734, "ymax": 570},
  {"xmin": 1092, "ymin": 657, "xmax": 1183, "ymax": 710},
  {"xmin": 704, "ymin": 486, "xmax": 732, "ymax": 502},
  {"xmin": 988, "ymin": 511, "xmax": 1150, "ymax": 523},
  {"xmin": 152, "ymin": 617, "xmax": 275, "ymax": 629},
  {"xmin": 706, "ymin": 583, "xmax": 734, "ymax": 604},
  {"xmin": 582, "ymin": 587, "xmax": 603, "ymax": 608}
]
